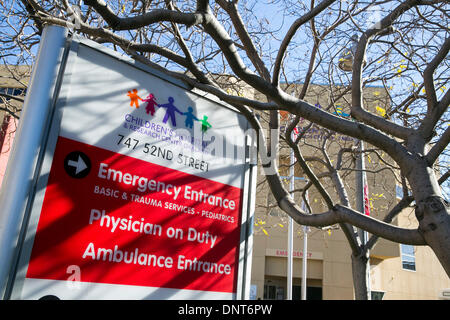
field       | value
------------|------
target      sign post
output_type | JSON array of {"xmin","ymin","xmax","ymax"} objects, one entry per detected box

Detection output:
[
  {"xmin": 0, "ymin": 26, "xmax": 68, "ymax": 298},
  {"xmin": 0, "ymin": 26, "xmax": 255, "ymax": 300}
]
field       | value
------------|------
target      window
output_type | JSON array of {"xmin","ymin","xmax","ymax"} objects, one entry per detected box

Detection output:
[
  {"xmin": 0, "ymin": 87, "xmax": 26, "ymax": 100},
  {"xmin": 395, "ymin": 185, "xmax": 403, "ymax": 199},
  {"xmin": 396, "ymin": 184, "xmax": 413, "ymax": 200},
  {"xmin": 292, "ymin": 286, "xmax": 323, "ymax": 300},
  {"xmin": 401, "ymin": 244, "xmax": 416, "ymax": 271},
  {"xmin": 0, "ymin": 87, "xmax": 13, "ymax": 95},
  {"xmin": 263, "ymin": 285, "xmax": 284, "ymax": 300},
  {"xmin": 263, "ymin": 285, "xmax": 276, "ymax": 299},
  {"xmin": 276, "ymin": 287, "xmax": 284, "ymax": 300},
  {"xmin": 371, "ymin": 291, "xmax": 385, "ymax": 300}
]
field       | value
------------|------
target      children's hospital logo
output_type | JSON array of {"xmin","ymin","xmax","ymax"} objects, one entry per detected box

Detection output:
[
  {"xmin": 122, "ymin": 88, "xmax": 218, "ymax": 157},
  {"xmin": 125, "ymin": 89, "xmax": 212, "ymax": 132},
  {"xmin": 122, "ymin": 89, "xmax": 272, "ymax": 172}
]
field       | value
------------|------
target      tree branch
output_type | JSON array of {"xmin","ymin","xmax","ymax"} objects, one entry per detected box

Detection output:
[
  {"xmin": 351, "ymin": 0, "xmax": 420, "ymax": 140},
  {"xmin": 420, "ymin": 37, "xmax": 450, "ymax": 139},
  {"xmin": 366, "ymin": 195, "xmax": 415, "ymax": 250},
  {"xmin": 426, "ymin": 125, "xmax": 450, "ymax": 165},
  {"xmin": 420, "ymin": 86, "xmax": 450, "ymax": 141},
  {"xmin": 83, "ymin": 0, "xmax": 205, "ymax": 30},
  {"xmin": 258, "ymin": 114, "xmax": 425, "ymax": 246},
  {"xmin": 285, "ymin": 117, "xmax": 334, "ymax": 209},
  {"xmin": 216, "ymin": 0, "xmax": 271, "ymax": 81},
  {"xmin": 164, "ymin": 0, "xmax": 212, "ymax": 84},
  {"xmin": 272, "ymin": 0, "xmax": 336, "ymax": 87},
  {"xmin": 72, "ymin": 0, "xmax": 414, "ymax": 173},
  {"xmin": 0, "ymin": 93, "xmax": 24, "ymax": 103}
]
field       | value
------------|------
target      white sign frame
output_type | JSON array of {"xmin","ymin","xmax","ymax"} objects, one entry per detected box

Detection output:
[{"xmin": 0, "ymin": 26, "xmax": 256, "ymax": 300}]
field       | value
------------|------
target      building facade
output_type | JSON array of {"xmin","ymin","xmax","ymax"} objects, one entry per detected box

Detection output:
[{"xmin": 0, "ymin": 65, "xmax": 27, "ymax": 187}]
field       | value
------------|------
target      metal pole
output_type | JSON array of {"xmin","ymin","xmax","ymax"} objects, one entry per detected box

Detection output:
[
  {"xmin": 287, "ymin": 135, "xmax": 295, "ymax": 300},
  {"xmin": 301, "ymin": 227, "xmax": 308, "ymax": 300},
  {"xmin": 356, "ymin": 140, "xmax": 371, "ymax": 299},
  {"xmin": 287, "ymin": 217, "xmax": 293, "ymax": 300},
  {"xmin": 0, "ymin": 26, "xmax": 68, "ymax": 299},
  {"xmin": 301, "ymin": 190, "xmax": 309, "ymax": 300}
]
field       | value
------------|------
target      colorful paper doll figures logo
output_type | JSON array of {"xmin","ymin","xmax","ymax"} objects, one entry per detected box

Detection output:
[{"xmin": 126, "ymin": 90, "xmax": 212, "ymax": 132}]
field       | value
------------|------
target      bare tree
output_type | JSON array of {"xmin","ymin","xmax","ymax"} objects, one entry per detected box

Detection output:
[{"xmin": 2, "ymin": 0, "xmax": 449, "ymax": 299}]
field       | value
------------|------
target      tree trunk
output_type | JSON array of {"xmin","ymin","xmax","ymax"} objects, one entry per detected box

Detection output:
[
  {"xmin": 415, "ymin": 195, "xmax": 450, "ymax": 276},
  {"xmin": 408, "ymin": 163, "xmax": 450, "ymax": 277},
  {"xmin": 351, "ymin": 251, "xmax": 371, "ymax": 300}
]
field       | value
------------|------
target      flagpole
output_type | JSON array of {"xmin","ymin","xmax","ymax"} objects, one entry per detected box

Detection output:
[
  {"xmin": 287, "ymin": 130, "xmax": 295, "ymax": 300},
  {"xmin": 301, "ymin": 190, "xmax": 309, "ymax": 300},
  {"xmin": 287, "ymin": 215, "xmax": 293, "ymax": 300},
  {"xmin": 301, "ymin": 226, "xmax": 308, "ymax": 300},
  {"xmin": 356, "ymin": 140, "xmax": 371, "ymax": 299}
]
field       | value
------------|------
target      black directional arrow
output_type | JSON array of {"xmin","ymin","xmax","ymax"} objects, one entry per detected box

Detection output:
[{"xmin": 64, "ymin": 151, "xmax": 91, "ymax": 179}]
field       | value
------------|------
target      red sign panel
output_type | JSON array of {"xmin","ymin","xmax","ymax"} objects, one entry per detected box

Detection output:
[{"xmin": 26, "ymin": 136, "xmax": 243, "ymax": 293}]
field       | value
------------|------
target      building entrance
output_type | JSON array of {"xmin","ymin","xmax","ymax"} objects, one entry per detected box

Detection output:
[{"xmin": 263, "ymin": 276, "xmax": 322, "ymax": 300}]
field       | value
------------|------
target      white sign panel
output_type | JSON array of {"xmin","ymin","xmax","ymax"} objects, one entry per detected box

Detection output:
[{"xmin": 10, "ymin": 35, "xmax": 254, "ymax": 300}]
